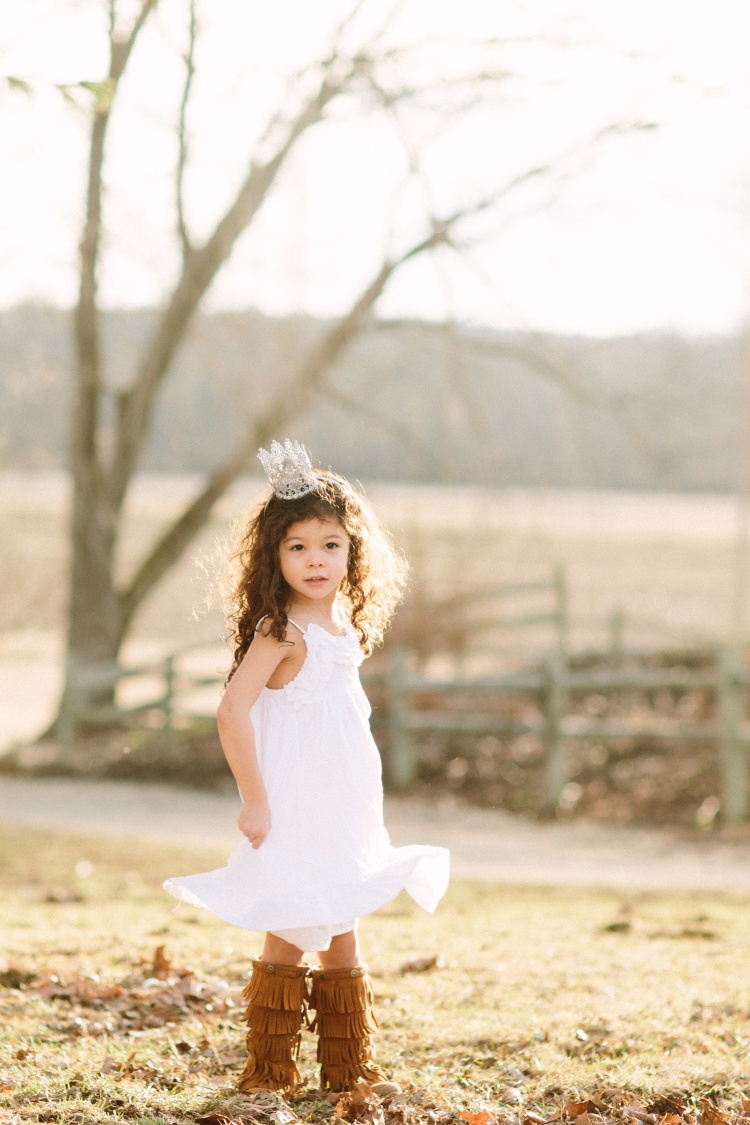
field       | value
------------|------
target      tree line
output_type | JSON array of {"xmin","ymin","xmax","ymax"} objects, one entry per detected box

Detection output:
[{"xmin": 1, "ymin": 303, "xmax": 736, "ymax": 492}]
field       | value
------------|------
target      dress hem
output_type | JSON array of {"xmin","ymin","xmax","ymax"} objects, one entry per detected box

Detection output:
[{"xmin": 162, "ymin": 846, "xmax": 449, "ymax": 934}]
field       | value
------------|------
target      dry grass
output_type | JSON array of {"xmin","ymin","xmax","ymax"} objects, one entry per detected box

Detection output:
[{"xmin": 2, "ymin": 829, "xmax": 750, "ymax": 1124}]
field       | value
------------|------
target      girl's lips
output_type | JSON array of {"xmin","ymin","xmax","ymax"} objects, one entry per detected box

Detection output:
[{"xmin": 305, "ymin": 576, "xmax": 327, "ymax": 584}]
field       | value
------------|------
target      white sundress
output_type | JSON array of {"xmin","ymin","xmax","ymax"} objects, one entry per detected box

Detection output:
[{"xmin": 163, "ymin": 617, "xmax": 450, "ymax": 951}]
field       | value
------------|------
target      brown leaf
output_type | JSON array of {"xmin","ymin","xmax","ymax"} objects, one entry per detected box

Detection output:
[
  {"xmin": 645, "ymin": 1099, "xmax": 685, "ymax": 1118},
  {"xmin": 700, "ymin": 1100, "xmax": 729, "ymax": 1125},
  {"xmin": 460, "ymin": 1112, "xmax": 496, "ymax": 1125},
  {"xmin": 152, "ymin": 944, "xmax": 172, "ymax": 978},
  {"xmin": 0, "ymin": 967, "xmax": 37, "ymax": 989}
]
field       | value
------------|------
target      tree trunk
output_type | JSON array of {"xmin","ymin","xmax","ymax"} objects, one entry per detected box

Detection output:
[{"xmin": 63, "ymin": 467, "xmax": 125, "ymax": 725}]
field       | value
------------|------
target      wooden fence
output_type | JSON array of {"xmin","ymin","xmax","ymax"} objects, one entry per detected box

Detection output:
[
  {"xmin": 57, "ymin": 642, "xmax": 750, "ymax": 822},
  {"xmin": 376, "ymin": 647, "xmax": 750, "ymax": 821}
]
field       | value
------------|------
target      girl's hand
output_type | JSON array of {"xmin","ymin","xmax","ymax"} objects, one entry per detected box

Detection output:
[{"xmin": 238, "ymin": 799, "xmax": 272, "ymax": 849}]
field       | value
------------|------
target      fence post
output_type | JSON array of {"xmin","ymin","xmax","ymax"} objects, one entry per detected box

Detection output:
[
  {"xmin": 385, "ymin": 647, "xmax": 416, "ymax": 790},
  {"xmin": 542, "ymin": 651, "xmax": 567, "ymax": 808},
  {"xmin": 56, "ymin": 654, "xmax": 78, "ymax": 762},
  {"xmin": 553, "ymin": 564, "xmax": 569, "ymax": 660},
  {"xmin": 162, "ymin": 654, "xmax": 175, "ymax": 750},
  {"xmin": 717, "ymin": 646, "xmax": 749, "ymax": 823}
]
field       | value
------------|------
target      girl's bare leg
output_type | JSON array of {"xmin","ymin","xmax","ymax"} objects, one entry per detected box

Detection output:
[
  {"xmin": 317, "ymin": 929, "xmax": 361, "ymax": 969},
  {"xmin": 261, "ymin": 932, "xmax": 305, "ymax": 965}
]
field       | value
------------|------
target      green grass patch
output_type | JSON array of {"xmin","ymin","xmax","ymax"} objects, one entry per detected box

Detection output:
[{"xmin": 1, "ymin": 829, "xmax": 750, "ymax": 1123}]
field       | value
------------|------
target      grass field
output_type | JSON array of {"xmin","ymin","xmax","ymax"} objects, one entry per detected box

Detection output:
[{"xmin": 2, "ymin": 829, "xmax": 750, "ymax": 1124}]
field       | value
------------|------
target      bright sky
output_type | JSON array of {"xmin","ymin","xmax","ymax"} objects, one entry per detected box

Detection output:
[{"xmin": 3, "ymin": 0, "xmax": 750, "ymax": 336}]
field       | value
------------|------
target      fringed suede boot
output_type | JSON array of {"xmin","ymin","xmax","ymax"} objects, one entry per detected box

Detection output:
[
  {"xmin": 309, "ymin": 965, "xmax": 387, "ymax": 1091},
  {"xmin": 237, "ymin": 959, "xmax": 310, "ymax": 1093}
]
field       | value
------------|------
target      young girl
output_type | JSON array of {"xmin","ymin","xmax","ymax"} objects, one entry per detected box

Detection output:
[{"xmin": 164, "ymin": 440, "xmax": 449, "ymax": 1094}]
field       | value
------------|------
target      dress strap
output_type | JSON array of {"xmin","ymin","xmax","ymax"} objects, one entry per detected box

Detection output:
[{"xmin": 256, "ymin": 613, "xmax": 307, "ymax": 636}]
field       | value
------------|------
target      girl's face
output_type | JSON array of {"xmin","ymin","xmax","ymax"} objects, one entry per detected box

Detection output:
[{"xmin": 279, "ymin": 516, "xmax": 350, "ymax": 603}]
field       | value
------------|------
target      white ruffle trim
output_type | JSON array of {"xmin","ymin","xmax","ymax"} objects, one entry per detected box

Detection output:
[{"xmin": 281, "ymin": 625, "xmax": 363, "ymax": 710}]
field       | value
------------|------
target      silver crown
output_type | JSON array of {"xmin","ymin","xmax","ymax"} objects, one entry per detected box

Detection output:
[{"xmin": 257, "ymin": 439, "xmax": 319, "ymax": 500}]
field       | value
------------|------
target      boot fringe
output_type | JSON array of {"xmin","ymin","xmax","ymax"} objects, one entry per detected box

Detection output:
[
  {"xmin": 319, "ymin": 1062, "xmax": 388, "ymax": 1091},
  {"xmin": 311, "ymin": 966, "xmax": 388, "ymax": 1091},
  {"xmin": 250, "ymin": 1031, "xmax": 302, "ymax": 1062},
  {"xmin": 247, "ymin": 1006, "xmax": 307, "ymax": 1035},
  {"xmin": 243, "ymin": 961, "xmax": 309, "ymax": 1012},
  {"xmin": 312, "ymin": 1009, "xmax": 378, "ymax": 1037},
  {"xmin": 238, "ymin": 1056, "xmax": 301, "ymax": 1093},
  {"xmin": 317, "ymin": 1036, "xmax": 376, "ymax": 1065},
  {"xmin": 309, "ymin": 972, "xmax": 374, "ymax": 1014},
  {"xmin": 238, "ymin": 961, "xmax": 308, "ymax": 1094}
]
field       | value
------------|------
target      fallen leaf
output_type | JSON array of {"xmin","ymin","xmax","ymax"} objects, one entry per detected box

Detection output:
[
  {"xmin": 0, "ymin": 967, "xmax": 37, "ymax": 989},
  {"xmin": 565, "ymin": 1104, "xmax": 596, "ymax": 1119},
  {"xmin": 152, "ymin": 944, "xmax": 172, "ymax": 978},
  {"xmin": 460, "ymin": 1112, "xmax": 496, "ymax": 1125},
  {"xmin": 700, "ymin": 1100, "xmax": 730, "ymax": 1125}
]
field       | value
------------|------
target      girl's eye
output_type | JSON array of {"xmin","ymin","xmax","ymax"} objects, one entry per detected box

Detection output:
[
  {"xmin": 325, "ymin": 542, "xmax": 341, "ymax": 549},
  {"xmin": 290, "ymin": 544, "xmax": 304, "ymax": 551}
]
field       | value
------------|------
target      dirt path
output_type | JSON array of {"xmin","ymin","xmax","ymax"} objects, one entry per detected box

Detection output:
[{"xmin": 2, "ymin": 776, "xmax": 750, "ymax": 890}]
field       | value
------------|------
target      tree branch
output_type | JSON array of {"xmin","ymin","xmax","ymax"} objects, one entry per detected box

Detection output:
[
  {"xmin": 72, "ymin": 0, "xmax": 158, "ymax": 487},
  {"xmin": 110, "ymin": 59, "xmax": 353, "ymax": 505},
  {"xmin": 176, "ymin": 0, "xmax": 197, "ymax": 259},
  {"xmin": 118, "ymin": 215, "xmax": 459, "ymax": 615},
  {"xmin": 119, "ymin": 437, "xmax": 256, "ymax": 631}
]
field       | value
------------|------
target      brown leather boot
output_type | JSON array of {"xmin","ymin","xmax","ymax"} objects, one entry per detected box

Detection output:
[
  {"xmin": 237, "ymin": 959, "xmax": 309, "ymax": 1093},
  {"xmin": 309, "ymin": 965, "xmax": 388, "ymax": 1091}
]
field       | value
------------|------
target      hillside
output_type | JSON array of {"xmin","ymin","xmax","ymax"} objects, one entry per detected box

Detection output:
[{"xmin": 0, "ymin": 305, "xmax": 738, "ymax": 489}]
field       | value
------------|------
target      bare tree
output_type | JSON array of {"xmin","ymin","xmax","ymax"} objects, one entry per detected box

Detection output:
[{"xmin": 61, "ymin": 0, "xmax": 644, "ymax": 724}]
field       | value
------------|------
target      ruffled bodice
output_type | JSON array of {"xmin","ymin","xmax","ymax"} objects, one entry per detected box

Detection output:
[{"xmin": 264, "ymin": 622, "xmax": 366, "ymax": 711}]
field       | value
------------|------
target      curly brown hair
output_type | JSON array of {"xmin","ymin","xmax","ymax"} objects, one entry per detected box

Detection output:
[{"xmin": 226, "ymin": 472, "xmax": 408, "ymax": 681}]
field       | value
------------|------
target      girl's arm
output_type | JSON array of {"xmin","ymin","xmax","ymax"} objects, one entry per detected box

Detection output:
[{"xmin": 217, "ymin": 629, "xmax": 293, "ymax": 848}]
